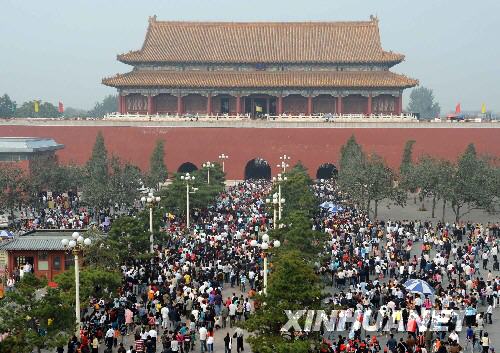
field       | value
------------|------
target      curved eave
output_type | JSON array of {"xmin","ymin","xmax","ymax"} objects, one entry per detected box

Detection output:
[
  {"xmin": 116, "ymin": 57, "xmax": 406, "ymax": 66},
  {"xmin": 102, "ymin": 71, "xmax": 418, "ymax": 90}
]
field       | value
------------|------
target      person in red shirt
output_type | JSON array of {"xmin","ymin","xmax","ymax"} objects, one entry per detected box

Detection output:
[{"xmin": 135, "ymin": 335, "xmax": 145, "ymax": 353}]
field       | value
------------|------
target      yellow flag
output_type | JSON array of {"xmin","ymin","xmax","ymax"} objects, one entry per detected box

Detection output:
[
  {"xmin": 481, "ymin": 103, "xmax": 486, "ymax": 114},
  {"xmin": 34, "ymin": 101, "xmax": 39, "ymax": 113}
]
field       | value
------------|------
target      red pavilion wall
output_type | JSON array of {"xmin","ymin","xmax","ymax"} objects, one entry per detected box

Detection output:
[{"xmin": 0, "ymin": 125, "xmax": 499, "ymax": 179}]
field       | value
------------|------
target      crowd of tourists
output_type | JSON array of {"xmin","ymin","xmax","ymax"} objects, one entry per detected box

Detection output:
[
  {"xmin": 4, "ymin": 175, "xmax": 499, "ymax": 353},
  {"xmin": 311, "ymin": 179, "xmax": 500, "ymax": 353},
  {"xmin": 11, "ymin": 194, "xmax": 116, "ymax": 233},
  {"xmin": 61, "ymin": 180, "xmax": 275, "ymax": 353}
]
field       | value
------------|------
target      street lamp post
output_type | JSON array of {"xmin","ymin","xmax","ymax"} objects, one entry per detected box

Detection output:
[
  {"xmin": 277, "ymin": 154, "xmax": 291, "ymax": 173},
  {"xmin": 266, "ymin": 192, "xmax": 285, "ymax": 229},
  {"xmin": 202, "ymin": 161, "xmax": 215, "ymax": 184},
  {"xmin": 61, "ymin": 232, "xmax": 92, "ymax": 336},
  {"xmin": 250, "ymin": 234, "xmax": 281, "ymax": 295},
  {"xmin": 180, "ymin": 173, "xmax": 198, "ymax": 229},
  {"xmin": 272, "ymin": 173, "xmax": 288, "ymax": 220},
  {"xmin": 141, "ymin": 191, "xmax": 161, "ymax": 253},
  {"xmin": 218, "ymin": 154, "xmax": 229, "ymax": 173},
  {"xmin": 266, "ymin": 193, "xmax": 284, "ymax": 229}
]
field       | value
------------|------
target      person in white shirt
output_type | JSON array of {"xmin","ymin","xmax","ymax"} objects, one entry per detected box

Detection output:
[
  {"xmin": 486, "ymin": 304, "xmax": 493, "ymax": 324},
  {"xmin": 161, "ymin": 306, "xmax": 169, "ymax": 329},
  {"xmin": 207, "ymin": 334, "xmax": 214, "ymax": 352},
  {"xmin": 199, "ymin": 326, "xmax": 208, "ymax": 352},
  {"xmin": 171, "ymin": 339, "xmax": 179, "ymax": 352},
  {"xmin": 449, "ymin": 330, "xmax": 459, "ymax": 344},
  {"xmin": 105, "ymin": 327, "xmax": 114, "ymax": 349}
]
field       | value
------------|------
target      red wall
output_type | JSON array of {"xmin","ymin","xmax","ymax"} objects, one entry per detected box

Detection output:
[{"xmin": 0, "ymin": 125, "xmax": 499, "ymax": 179}]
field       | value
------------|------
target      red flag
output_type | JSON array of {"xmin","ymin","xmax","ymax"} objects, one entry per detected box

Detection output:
[
  {"xmin": 455, "ymin": 103, "xmax": 461, "ymax": 114},
  {"xmin": 58, "ymin": 101, "xmax": 64, "ymax": 113}
]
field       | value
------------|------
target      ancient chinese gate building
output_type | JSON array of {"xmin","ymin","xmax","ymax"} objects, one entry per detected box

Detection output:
[{"xmin": 103, "ymin": 16, "xmax": 418, "ymax": 117}]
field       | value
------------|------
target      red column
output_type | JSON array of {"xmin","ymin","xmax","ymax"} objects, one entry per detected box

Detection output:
[
  {"xmin": 277, "ymin": 96, "xmax": 283, "ymax": 115},
  {"xmin": 396, "ymin": 95, "xmax": 403, "ymax": 115},
  {"xmin": 367, "ymin": 95, "xmax": 372, "ymax": 116},
  {"xmin": 235, "ymin": 95, "xmax": 241, "ymax": 115},
  {"xmin": 177, "ymin": 96, "xmax": 183, "ymax": 115},
  {"xmin": 307, "ymin": 96, "xmax": 313, "ymax": 116},
  {"xmin": 118, "ymin": 95, "xmax": 124, "ymax": 114},
  {"xmin": 122, "ymin": 95, "xmax": 128, "ymax": 114},
  {"xmin": 206, "ymin": 93, "xmax": 212, "ymax": 116},
  {"xmin": 337, "ymin": 96, "xmax": 343, "ymax": 115},
  {"xmin": 147, "ymin": 96, "xmax": 154, "ymax": 115}
]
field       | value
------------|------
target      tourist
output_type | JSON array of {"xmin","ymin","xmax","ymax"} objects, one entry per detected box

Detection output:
[
  {"xmin": 224, "ymin": 332, "xmax": 232, "ymax": 353},
  {"xmin": 481, "ymin": 332, "xmax": 490, "ymax": 353}
]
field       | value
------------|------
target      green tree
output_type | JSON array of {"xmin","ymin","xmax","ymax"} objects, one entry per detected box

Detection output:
[
  {"xmin": 55, "ymin": 266, "xmax": 122, "ymax": 305},
  {"xmin": 82, "ymin": 132, "xmax": 109, "ymax": 210},
  {"xmin": 106, "ymin": 216, "xmax": 150, "ymax": 262},
  {"xmin": 399, "ymin": 140, "xmax": 416, "ymax": 191},
  {"xmin": 399, "ymin": 140, "xmax": 415, "ymax": 175},
  {"xmin": 16, "ymin": 100, "xmax": 61, "ymax": 118},
  {"xmin": 0, "ymin": 165, "xmax": 30, "ymax": 219},
  {"xmin": 29, "ymin": 158, "xmax": 84, "ymax": 197},
  {"xmin": 147, "ymin": 140, "xmax": 168, "ymax": 190},
  {"xmin": 446, "ymin": 144, "xmax": 496, "ymax": 222},
  {"xmin": 412, "ymin": 156, "xmax": 441, "ymax": 216},
  {"xmin": 271, "ymin": 210, "xmax": 327, "ymax": 259},
  {"xmin": 274, "ymin": 163, "xmax": 318, "ymax": 219},
  {"xmin": 160, "ymin": 167, "xmax": 225, "ymax": 217},
  {"xmin": 88, "ymin": 94, "xmax": 118, "ymax": 117},
  {"xmin": 0, "ymin": 93, "xmax": 16, "ymax": 117},
  {"xmin": 435, "ymin": 159, "xmax": 455, "ymax": 222},
  {"xmin": 0, "ymin": 274, "xmax": 75, "ymax": 353},
  {"xmin": 108, "ymin": 156, "xmax": 142, "ymax": 208},
  {"xmin": 406, "ymin": 86, "xmax": 441, "ymax": 119},
  {"xmin": 338, "ymin": 135, "xmax": 368, "ymax": 210},
  {"xmin": 243, "ymin": 250, "xmax": 323, "ymax": 353},
  {"xmin": 63, "ymin": 107, "xmax": 88, "ymax": 118},
  {"xmin": 365, "ymin": 154, "xmax": 395, "ymax": 219}
]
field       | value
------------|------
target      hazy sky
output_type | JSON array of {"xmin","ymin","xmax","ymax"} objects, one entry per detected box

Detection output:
[{"xmin": 1, "ymin": 0, "xmax": 499, "ymax": 112}]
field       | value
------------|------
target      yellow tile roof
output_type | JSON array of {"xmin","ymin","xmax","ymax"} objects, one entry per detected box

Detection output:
[
  {"xmin": 117, "ymin": 18, "xmax": 405, "ymax": 65},
  {"xmin": 102, "ymin": 70, "xmax": 418, "ymax": 89}
]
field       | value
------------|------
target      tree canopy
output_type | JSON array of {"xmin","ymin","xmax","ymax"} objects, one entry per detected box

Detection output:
[
  {"xmin": 160, "ymin": 164, "xmax": 225, "ymax": 217},
  {"xmin": 273, "ymin": 163, "xmax": 318, "ymax": 219},
  {"xmin": 0, "ymin": 274, "xmax": 75, "ymax": 353},
  {"xmin": 0, "ymin": 94, "xmax": 16, "ymax": 117},
  {"xmin": 16, "ymin": 100, "xmax": 61, "ymax": 118},
  {"xmin": 55, "ymin": 266, "xmax": 122, "ymax": 305},
  {"xmin": 147, "ymin": 139, "xmax": 168, "ymax": 190},
  {"xmin": 81, "ymin": 132, "xmax": 142, "ymax": 211},
  {"xmin": 87, "ymin": 94, "xmax": 118, "ymax": 117},
  {"xmin": 406, "ymin": 86, "xmax": 441, "ymax": 119},
  {"xmin": 243, "ymin": 250, "xmax": 323, "ymax": 353}
]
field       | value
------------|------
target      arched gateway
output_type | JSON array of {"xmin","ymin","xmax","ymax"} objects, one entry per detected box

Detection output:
[
  {"xmin": 244, "ymin": 158, "xmax": 271, "ymax": 180},
  {"xmin": 177, "ymin": 162, "xmax": 198, "ymax": 173},
  {"xmin": 316, "ymin": 163, "xmax": 338, "ymax": 179}
]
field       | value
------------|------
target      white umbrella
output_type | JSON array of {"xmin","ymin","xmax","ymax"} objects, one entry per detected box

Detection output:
[{"xmin": 404, "ymin": 279, "xmax": 435, "ymax": 295}]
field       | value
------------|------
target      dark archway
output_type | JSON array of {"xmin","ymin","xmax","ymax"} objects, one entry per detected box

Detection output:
[
  {"xmin": 316, "ymin": 163, "xmax": 338, "ymax": 179},
  {"xmin": 244, "ymin": 158, "xmax": 271, "ymax": 180},
  {"xmin": 178, "ymin": 162, "xmax": 198, "ymax": 173}
]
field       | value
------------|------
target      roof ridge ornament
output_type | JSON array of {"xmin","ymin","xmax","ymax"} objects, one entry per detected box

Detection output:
[
  {"xmin": 149, "ymin": 15, "xmax": 157, "ymax": 24},
  {"xmin": 369, "ymin": 15, "xmax": 379, "ymax": 23}
]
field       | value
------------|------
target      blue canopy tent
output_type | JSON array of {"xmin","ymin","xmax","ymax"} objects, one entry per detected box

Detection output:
[
  {"xmin": 0, "ymin": 230, "xmax": 14, "ymax": 238},
  {"xmin": 404, "ymin": 279, "xmax": 435, "ymax": 296},
  {"xmin": 320, "ymin": 202, "xmax": 344, "ymax": 214}
]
